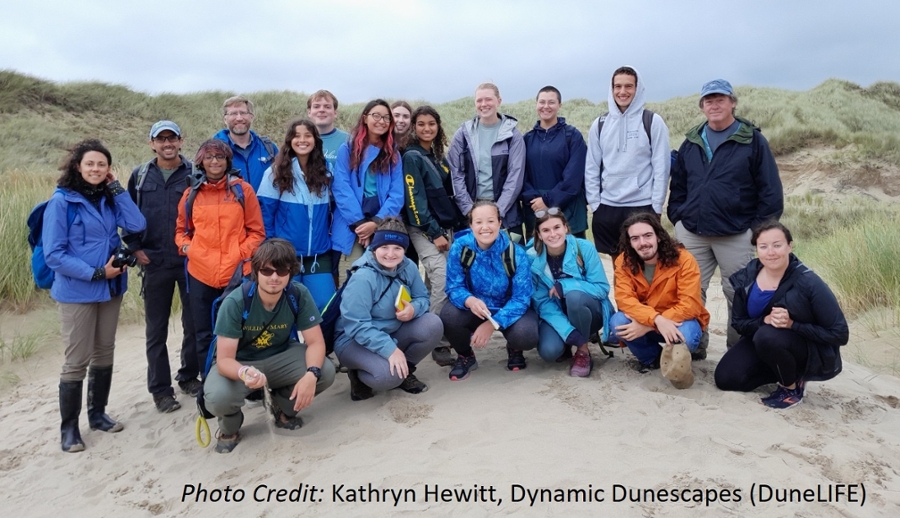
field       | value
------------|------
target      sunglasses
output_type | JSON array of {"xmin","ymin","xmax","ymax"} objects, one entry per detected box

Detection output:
[
  {"xmin": 258, "ymin": 267, "xmax": 290, "ymax": 277},
  {"xmin": 534, "ymin": 207, "xmax": 562, "ymax": 219}
]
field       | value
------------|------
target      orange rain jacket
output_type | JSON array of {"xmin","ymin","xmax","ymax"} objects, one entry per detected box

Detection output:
[
  {"xmin": 613, "ymin": 248, "xmax": 710, "ymax": 329},
  {"xmin": 175, "ymin": 174, "xmax": 265, "ymax": 288}
]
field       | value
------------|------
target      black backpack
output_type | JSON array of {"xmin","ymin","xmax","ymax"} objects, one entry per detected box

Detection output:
[{"xmin": 319, "ymin": 264, "xmax": 397, "ymax": 355}]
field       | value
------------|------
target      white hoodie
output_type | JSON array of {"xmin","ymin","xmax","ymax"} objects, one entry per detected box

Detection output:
[{"xmin": 584, "ymin": 67, "xmax": 670, "ymax": 213}]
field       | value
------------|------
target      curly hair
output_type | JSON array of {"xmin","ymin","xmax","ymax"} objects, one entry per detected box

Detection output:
[
  {"xmin": 57, "ymin": 139, "xmax": 115, "ymax": 205},
  {"xmin": 348, "ymin": 99, "xmax": 398, "ymax": 174},
  {"xmin": 618, "ymin": 212, "xmax": 684, "ymax": 274},
  {"xmin": 408, "ymin": 105, "xmax": 449, "ymax": 162},
  {"xmin": 271, "ymin": 119, "xmax": 330, "ymax": 196}
]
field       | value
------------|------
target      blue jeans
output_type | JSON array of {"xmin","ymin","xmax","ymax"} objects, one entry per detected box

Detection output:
[
  {"xmin": 607, "ymin": 311, "xmax": 702, "ymax": 365},
  {"xmin": 537, "ymin": 290, "xmax": 604, "ymax": 362}
]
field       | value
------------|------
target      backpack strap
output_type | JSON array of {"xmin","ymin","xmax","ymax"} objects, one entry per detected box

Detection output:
[
  {"xmin": 134, "ymin": 160, "xmax": 153, "ymax": 209},
  {"xmin": 183, "ymin": 173, "xmax": 245, "ymax": 236},
  {"xmin": 259, "ymin": 136, "xmax": 277, "ymax": 163},
  {"xmin": 574, "ymin": 239, "xmax": 587, "ymax": 278},
  {"xmin": 460, "ymin": 236, "xmax": 517, "ymax": 299}
]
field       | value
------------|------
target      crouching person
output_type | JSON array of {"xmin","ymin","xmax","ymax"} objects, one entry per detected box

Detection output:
[
  {"xmin": 204, "ymin": 239, "xmax": 336, "ymax": 453},
  {"xmin": 334, "ymin": 217, "xmax": 444, "ymax": 401}
]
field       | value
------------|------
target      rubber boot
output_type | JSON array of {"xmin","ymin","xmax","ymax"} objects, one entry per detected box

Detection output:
[
  {"xmin": 59, "ymin": 380, "xmax": 85, "ymax": 453},
  {"xmin": 87, "ymin": 366, "xmax": 124, "ymax": 433}
]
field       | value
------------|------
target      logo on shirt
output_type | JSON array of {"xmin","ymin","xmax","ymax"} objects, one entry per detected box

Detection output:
[{"xmin": 252, "ymin": 330, "xmax": 275, "ymax": 349}]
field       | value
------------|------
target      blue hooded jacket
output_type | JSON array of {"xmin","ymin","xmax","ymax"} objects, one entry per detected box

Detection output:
[{"xmin": 213, "ymin": 129, "xmax": 278, "ymax": 192}]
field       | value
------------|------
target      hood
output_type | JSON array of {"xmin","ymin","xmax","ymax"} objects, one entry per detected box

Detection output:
[
  {"xmin": 463, "ymin": 113, "xmax": 520, "ymax": 142},
  {"xmin": 607, "ymin": 66, "xmax": 646, "ymax": 118}
]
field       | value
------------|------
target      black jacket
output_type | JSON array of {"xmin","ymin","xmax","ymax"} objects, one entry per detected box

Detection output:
[
  {"xmin": 122, "ymin": 156, "xmax": 193, "ymax": 268},
  {"xmin": 730, "ymin": 254, "xmax": 849, "ymax": 381}
]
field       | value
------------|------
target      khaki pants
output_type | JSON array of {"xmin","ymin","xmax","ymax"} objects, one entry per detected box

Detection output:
[
  {"xmin": 407, "ymin": 226, "xmax": 449, "ymax": 314},
  {"xmin": 59, "ymin": 297, "xmax": 123, "ymax": 382}
]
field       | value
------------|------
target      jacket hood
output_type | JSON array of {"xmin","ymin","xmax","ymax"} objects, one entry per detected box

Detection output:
[
  {"xmin": 685, "ymin": 115, "xmax": 758, "ymax": 146},
  {"xmin": 463, "ymin": 113, "xmax": 520, "ymax": 142},
  {"xmin": 607, "ymin": 66, "xmax": 646, "ymax": 118}
]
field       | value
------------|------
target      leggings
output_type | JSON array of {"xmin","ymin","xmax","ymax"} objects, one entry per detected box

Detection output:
[
  {"xmin": 439, "ymin": 304, "xmax": 539, "ymax": 357},
  {"xmin": 714, "ymin": 325, "xmax": 809, "ymax": 391}
]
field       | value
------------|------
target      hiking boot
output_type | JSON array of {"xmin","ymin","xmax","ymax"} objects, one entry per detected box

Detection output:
[
  {"xmin": 272, "ymin": 407, "xmax": 304, "ymax": 430},
  {"xmin": 178, "ymin": 378, "xmax": 203, "ymax": 397},
  {"xmin": 215, "ymin": 432, "xmax": 241, "ymax": 454},
  {"xmin": 431, "ymin": 346, "xmax": 455, "ymax": 367},
  {"xmin": 348, "ymin": 370, "xmax": 374, "ymax": 401},
  {"xmin": 762, "ymin": 385, "xmax": 803, "ymax": 409},
  {"xmin": 449, "ymin": 354, "xmax": 478, "ymax": 381},
  {"xmin": 569, "ymin": 351, "xmax": 593, "ymax": 377},
  {"xmin": 690, "ymin": 348, "xmax": 707, "ymax": 361},
  {"xmin": 506, "ymin": 346, "xmax": 527, "ymax": 371},
  {"xmin": 154, "ymin": 394, "xmax": 181, "ymax": 414},
  {"xmin": 398, "ymin": 373, "xmax": 428, "ymax": 394}
]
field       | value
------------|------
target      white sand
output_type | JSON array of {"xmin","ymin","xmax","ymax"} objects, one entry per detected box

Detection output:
[{"xmin": 1, "ymin": 271, "xmax": 899, "ymax": 517}]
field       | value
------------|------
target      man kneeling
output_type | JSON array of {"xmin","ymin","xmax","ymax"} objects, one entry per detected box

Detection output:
[
  {"xmin": 204, "ymin": 238, "xmax": 336, "ymax": 453},
  {"xmin": 609, "ymin": 213, "xmax": 710, "ymax": 388}
]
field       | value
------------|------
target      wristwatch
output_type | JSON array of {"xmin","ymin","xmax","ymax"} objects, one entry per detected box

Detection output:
[
  {"xmin": 306, "ymin": 366, "xmax": 322, "ymax": 379},
  {"xmin": 181, "ymin": 244, "xmax": 189, "ymax": 254}
]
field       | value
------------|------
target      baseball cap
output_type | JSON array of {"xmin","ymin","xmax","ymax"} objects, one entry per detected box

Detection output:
[
  {"xmin": 700, "ymin": 79, "xmax": 734, "ymax": 99},
  {"xmin": 149, "ymin": 120, "xmax": 182, "ymax": 139}
]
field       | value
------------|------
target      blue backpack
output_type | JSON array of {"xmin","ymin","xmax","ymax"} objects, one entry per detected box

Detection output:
[{"xmin": 27, "ymin": 196, "xmax": 77, "ymax": 289}]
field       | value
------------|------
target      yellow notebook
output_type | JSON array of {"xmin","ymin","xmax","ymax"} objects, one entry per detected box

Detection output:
[{"xmin": 395, "ymin": 284, "xmax": 412, "ymax": 310}]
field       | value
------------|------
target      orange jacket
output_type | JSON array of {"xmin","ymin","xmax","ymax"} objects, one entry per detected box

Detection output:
[
  {"xmin": 175, "ymin": 175, "xmax": 265, "ymax": 288},
  {"xmin": 614, "ymin": 248, "xmax": 710, "ymax": 330}
]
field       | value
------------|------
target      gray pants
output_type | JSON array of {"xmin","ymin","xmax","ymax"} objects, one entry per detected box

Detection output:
[
  {"xmin": 204, "ymin": 341, "xmax": 337, "ymax": 435},
  {"xmin": 58, "ymin": 297, "xmax": 122, "ymax": 382},
  {"xmin": 675, "ymin": 221, "xmax": 754, "ymax": 349},
  {"xmin": 407, "ymin": 226, "xmax": 449, "ymax": 314},
  {"xmin": 336, "ymin": 313, "xmax": 443, "ymax": 391}
]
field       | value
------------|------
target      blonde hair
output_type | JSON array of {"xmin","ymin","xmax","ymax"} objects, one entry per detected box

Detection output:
[
  {"xmin": 223, "ymin": 95, "xmax": 254, "ymax": 115},
  {"xmin": 475, "ymin": 83, "xmax": 500, "ymax": 98}
]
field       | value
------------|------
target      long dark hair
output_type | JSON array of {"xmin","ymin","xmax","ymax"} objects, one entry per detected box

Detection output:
[
  {"xmin": 409, "ymin": 105, "xmax": 449, "ymax": 162},
  {"xmin": 349, "ymin": 99, "xmax": 398, "ymax": 174},
  {"xmin": 618, "ymin": 212, "xmax": 684, "ymax": 274},
  {"xmin": 57, "ymin": 139, "xmax": 115, "ymax": 206},
  {"xmin": 532, "ymin": 211, "xmax": 570, "ymax": 256},
  {"xmin": 272, "ymin": 119, "xmax": 330, "ymax": 196}
]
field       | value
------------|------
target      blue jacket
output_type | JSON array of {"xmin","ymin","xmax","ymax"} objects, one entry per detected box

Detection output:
[
  {"xmin": 43, "ymin": 186, "xmax": 146, "ymax": 303},
  {"xmin": 331, "ymin": 142, "xmax": 404, "ymax": 254},
  {"xmin": 257, "ymin": 158, "xmax": 332, "ymax": 259},
  {"xmin": 334, "ymin": 251, "xmax": 431, "ymax": 359},
  {"xmin": 445, "ymin": 229, "xmax": 533, "ymax": 329},
  {"xmin": 667, "ymin": 117, "xmax": 783, "ymax": 236},
  {"xmin": 527, "ymin": 235, "xmax": 615, "ymax": 342},
  {"xmin": 212, "ymin": 129, "xmax": 278, "ymax": 192},
  {"xmin": 522, "ymin": 118, "xmax": 588, "ymax": 234}
]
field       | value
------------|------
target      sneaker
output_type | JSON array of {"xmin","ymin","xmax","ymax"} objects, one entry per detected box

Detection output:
[
  {"xmin": 348, "ymin": 370, "xmax": 374, "ymax": 401},
  {"xmin": 431, "ymin": 346, "xmax": 455, "ymax": 367},
  {"xmin": 449, "ymin": 354, "xmax": 478, "ymax": 381},
  {"xmin": 507, "ymin": 346, "xmax": 527, "ymax": 371},
  {"xmin": 794, "ymin": 378, "xmax": 806, "ymax": 399},
  {"xmin": 398, "ymin": 373, "xmax": 428, "ymax": 394},
  {"xmin": 569, "ymin": 351, "xmax": 593, "ymax": 377},
  {"xmin": 154, "ymin": 394, "xmax": 181, "ymax": 413},
  {"xmin": 215, "ymin": 432, "xmax": 241, "ymax": 454},
  {"xmin": 762, "ymin": 385, "xmax": 803, "ymax": 409},
  {"xmin": 178, "ymin": 378, "xmax": 203, "ymax": 397}
]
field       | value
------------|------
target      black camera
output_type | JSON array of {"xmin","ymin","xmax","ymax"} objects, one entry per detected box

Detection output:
[{"xmin": 111, "ymin": 246, "xmax": 137, "ymax": 269}]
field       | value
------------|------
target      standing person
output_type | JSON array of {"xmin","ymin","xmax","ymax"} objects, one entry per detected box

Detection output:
[
  {"xmin": 584, "ymin": 66, "xmax": 671, "ymax": 258},
  {"xmin": 447, "ymin": 83, "xmax": 526, "ymax": 241},
  {"xmin": 213, "ymin": 95, "xmax": 278, "ymax": 192},
  {"xmin": 715, "ymin": 221, "xmax": 848, "ymax": 409},
  {"xmin": 204, "ymin": 239, "xmax": 336, "ymax": 453},
  {"xmin": 521, "ymin": 86, "xmax": 588, "ymax": 239},
  {"xmin": 441, "ymin": 200, "xmax": 538, "ymax": 380},
  {"xmin": 331, "ymin": 99, "xmax": 404, "ymax": 265},
  {"xmin": 123, "ymin": 121, "xmax": 197, "ymax": 413},
  {"xmin": 175, "ymin": 139, "xmax": 266, "ymax": 380},
  {"xmin": 257, "ymin": 119, "xmax": 335, "ymax": 310},
  {"xmin": 44, "ymin": 139, "xmax": 146, "ymax": 452},
  {"xmin": 402, "ymin": 105, "xmax": 466, "ymax": 367},
  {"xmin": 391, "ymin": 100, "xmax": 413, "ymax": 151},
  {"xmin": 608, "ymin": 213, "xmax": 709, "ymax": 389},
  {"xmin": 307, "ymin": 90, "xmax": 348, "ymax": 173},
  {"xmin": 527, "ymin": 209, "xmax": 614, "ymax": 377},
  {"xmin": 667, "ymin": 79, "xmax": 784, "ymax": 359},
  {"xmin": 334, "ymin": 218, "xmax": 443, "ymax": 400}
]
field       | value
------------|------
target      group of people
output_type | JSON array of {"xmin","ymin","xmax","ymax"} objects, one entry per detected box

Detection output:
[{"xmin": 42, "ymin": 70, "xmax": 849, "ymax": 455}]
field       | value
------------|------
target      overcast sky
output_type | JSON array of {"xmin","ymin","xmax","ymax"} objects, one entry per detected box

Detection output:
[{"xmin": 1, "ymin": 0, "xmax": 897, "ymax": 105}]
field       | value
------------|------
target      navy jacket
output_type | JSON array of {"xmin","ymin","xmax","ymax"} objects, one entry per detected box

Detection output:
[
  {"xmin": 730, "ymin": 254, "xmax": 848, "ymax": 381},
  {"xmin": 667, "ymin": 117, "xmax": 783, "ymax": 236}
]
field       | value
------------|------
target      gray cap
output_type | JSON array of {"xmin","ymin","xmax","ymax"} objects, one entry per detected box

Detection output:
[
  {"xmin": 700, "ymin": 79, "xmax": 734, "ymax": 98},
  {"xmin": 149, "ymin": 120, "xmax": 182, "ymax": 139}
]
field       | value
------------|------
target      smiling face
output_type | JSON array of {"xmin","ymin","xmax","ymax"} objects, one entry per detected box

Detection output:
[
  {"xmin": 755, "ymin": 228, "xmax": 793, "ymax": 272},
  {"xmin": 202, "ymin": 153, "xmax": 227, "ymax": 181},
  {"xmin": 77, "ymin": 151, "xmax": 110, "ymax": 185},
  {"xmin": 224, "ymin": 102, "xmax": 254, "ymax": 136},
  {"xmin": 469, "ymin": 204, "xmax": 502, "ymax": 250},
  {"xmin": 627, "ymin": 222, "xmax": 659, "ymax": 264},
  {"xmin": 537, "ymin": 216, "xmax": 569, "ymax": 254},
  {"xmin": 536, "ymin": 91, "xmax": 560, "ymax": 127},
  {"xmin": 307, "ymin": 96, "xmax": 337, "ymax": 133},
  {"xmin": 365, "ymin": 104, "xmax": 392, "ymax": 139},
  {"xmin": 612, "ymin": 73, "xmax": 637, "ymax": 112},
  {"xmin": 414, "ymin": 114, "xmax": 438, "ymax": 148},
  {"xmin": 290, "ymin": 124, "xmax": 315, "ymax": 158},
  {"xmin": 475, "ymin": 88, "xmax": 501, "ymax": 124},
  {"xmin": 701, "ymin": 93, "xmax": 737, "ymax": 130},
  {"xmin": 392, "ymin": 106, "xmax": 411, "ymax": 134},
  {"xmin": 149, "ymin": 130, "xmax": 182, "ymax": 161},
  {"xmin": 374, "ymin": 244, "xmax": 405, "ymax": 271}
]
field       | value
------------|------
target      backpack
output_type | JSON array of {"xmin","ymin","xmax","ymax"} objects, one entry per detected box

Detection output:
[
  {"xmin": 27, "ymin": 196, "xmax": 78, "ymax": 290},
  {"xmin": 259, "ymin": 136, "xmax": 278, "ymax": 164},
  {"xmin": 182, "ymin": 170, "xmax": 245, "ymax": 237},
  {"xmin": 459, "ymin": 232, "xmax": 517, "ymax": 299},
  {"xmin": 319, "ymin": 264, "xmax": 397, "ymax": 356},
  {"xmin": 133, "ymin": 160, "xmax": 153, "ymax": 209}
]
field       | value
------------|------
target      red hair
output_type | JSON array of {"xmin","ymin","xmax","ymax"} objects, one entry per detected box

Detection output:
[{"xmin": 349, "ymin": 99, "xmax": 398, "ymax": 174}]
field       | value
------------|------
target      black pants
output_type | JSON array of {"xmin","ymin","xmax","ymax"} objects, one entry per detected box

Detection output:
[
  {"xmin": 591, "ymin": 203, "xmax": 654, "ymax": 255},
  {"xmin": 188, "ymin": 273, "xmax": 224, "ymax": 379},
  {"xmin": 714, "ymin": 325, "xmax": 809, "ymax": 391},
  {"xmin": 439, "ymin": 303, "xmax": 539, "ymax": 357},
  {"xmin": 144, "ymin": 264, "xmax": 198, "ymax": 395}
]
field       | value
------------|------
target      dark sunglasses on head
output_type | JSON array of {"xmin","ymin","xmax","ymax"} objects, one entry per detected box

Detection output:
[
  {"xmin": 534, "ymin": 207, "xmax": 562, "ymax": 219},
  {"xmin": 258, "ymin": 267, "xmax": 290, "ymax": 277}
]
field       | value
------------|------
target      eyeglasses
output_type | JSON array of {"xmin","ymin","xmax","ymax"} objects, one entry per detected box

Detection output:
[
  {"xmin": 258, "ymin": 267, "xmax": 291, "ymax": 277},
  {"xmin": 367, "ymin": 113, "xmax": 392, "ymax": 123},
  {"xmin": 225, "ymin": 110, "xmax": 252, "ymax": 118},
  {"xmin": 534, "ymin": 207, "xmax": 562, "ymax": 218},
  {"xmin": 152, "ymin": 135, "xmax": 181, "ymax": 143},
  {"xmin": 204, "ymin": 155, "xmax": 227, "ymax": 161}
]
